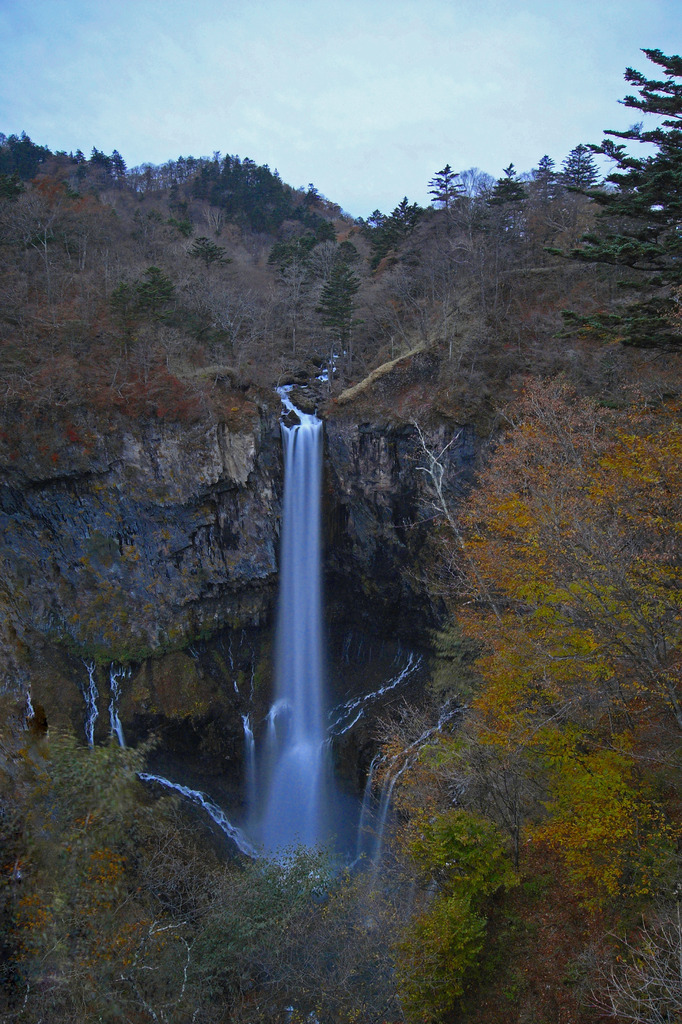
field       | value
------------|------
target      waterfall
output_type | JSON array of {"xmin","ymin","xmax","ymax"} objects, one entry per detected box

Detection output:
[
  {"xmin": 258, "ymin": 391, "xmax": 330, "ymax": 852},
  {"xmin": 368, "ymin": 703, "xmax": 465, "ymax": 872},
  {"xmin": 139, "ymin": 773, "xmax": 256, "ymax": 857},
  {"xmin": 242, "ymin": 714, "xmax": 257, "ymax": 821},
  {"xmin": 249, "ymin": 652, "xmax": 256, "ymax": 702},
  {"xmin": 356, "ymin": 752, "xmax": 382, "ymax": 858},
  {"xmin": 328, "ymin": 652, "xmax": 423, "ymax": 736},
  {"xmin": 81, "ymin": 660, "xmax": 99, "ymax": 747},
  {"xmin": 109, "ymin": 663, "xmax": 128, "ymax": 747},
  {"xmin": 371, "ymin": 764, "xmax": 407, "ymax": 871}
]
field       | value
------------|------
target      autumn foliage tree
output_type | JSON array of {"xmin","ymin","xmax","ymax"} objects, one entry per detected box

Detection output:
[
  {"xmin": 460, "ymin": 378, "xmax": 681, "ymax": 745},
  {"xmin": 396, "ymin": 808, "xmax": 517, "ymax": 1022},
  {"xmin": 376, "ymin": 373, "xmax": 681, "ymax": 1019},
  {"xmin": 2, "ymin": 729, "xmax": 403, "ymax": 1024}
]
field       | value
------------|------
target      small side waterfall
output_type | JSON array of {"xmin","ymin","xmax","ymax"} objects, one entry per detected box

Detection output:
[
  {"xmin": 242, "ymin": 714, "xmax": 257, "ymax": 819},
  {"xmin": 356, "ymin": 752, "xmax": 382, "ymax": 858},
  {"xmin": 328, "ymin": 652, "xmax": 422, "ymax": 737},
  {"xmin": 370, "ymin": 764, "xmax": 407, "ymax": 872},
  {"xmin": 139, "ymin": 773, "xmax": 256, "ymax": 857},
  {"xmin": 81, "ymin": 660, "xmax": 99, "ymax": 748},
  {"xmin": 257, "ymin": 393, "xmax": 330, "ymax": 852},
  {"xmin": 361, "ymin": 702, "xmax": 466, "ymax": 870},
  {"xmin": 109, "ymin": 664, "xmax": 128, "ymax": 747}
]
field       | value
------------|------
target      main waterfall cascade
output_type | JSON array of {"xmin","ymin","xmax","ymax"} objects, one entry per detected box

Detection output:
[
  {"xmin": 251, "ymin": 389, "xmax": 334, "ymax": 851},
  {"xmin": 134, "ymin": 386, "xmax": 427, "ymax": 858},
  {"xmin": 136, "ymin": 389, "xmax": 335, "ymax": 857},
  {"xmin": 243, "ymin": 390, "xmax": 426, "ymax": 856}
]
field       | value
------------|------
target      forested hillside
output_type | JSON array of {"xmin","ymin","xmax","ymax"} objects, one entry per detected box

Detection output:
[
  {"xmin": 0, "ymin": 47, "xmax": 681, "ymax": 1024},
  {"xmin": 0, "ymin": 95, "xmax": 642, "ymax": 430}
]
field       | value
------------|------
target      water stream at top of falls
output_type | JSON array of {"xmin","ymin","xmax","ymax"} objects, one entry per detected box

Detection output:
[{"xmin": 256, "ymin": 389, "xmax": 331, "ymax": 852}]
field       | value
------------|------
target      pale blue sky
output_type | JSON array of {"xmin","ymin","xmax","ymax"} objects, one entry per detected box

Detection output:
[{"xmin": 1, "ymin": 0, "xmax": 680, "ymax": 217}]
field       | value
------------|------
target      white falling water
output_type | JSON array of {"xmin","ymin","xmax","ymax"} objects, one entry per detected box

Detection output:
[
  {"xmin": 370, "ymin": 764, "xmax": 408, "ymax": 875},
  {"xmin": 249, "ymin": 652, "xmax": 256, "ymax": 702},
  {"xmin": 139, "ymin": 773, "xmax": 256, "ymax": 857},
  {"xmin": 24, "ymin": 690, "xmax": 35, "ymax": 726},
  {"xmin": 109, "ymin": 663, "xmax": 128, "ymax": 747},
  {"xmin": 82, "ymin": 660, "xmax": 99, "ymax": 747},
  {"xmin": 257, "ymin": 390, "xmax": 330, "ymax": 852},
  {"xmin": 242, "ymin": 714, "xmax": 257, "ymax": 820},
  {"xmin": 365, "ymin": 702, "xmax": 466, "ymax": 871},
  {"xmin": 356, "ymin": 752, "xmax": 382, "ymax": 858},
  {"xmin": 328, "ymin": 652, "xmax": 423, "ymax": 737}
]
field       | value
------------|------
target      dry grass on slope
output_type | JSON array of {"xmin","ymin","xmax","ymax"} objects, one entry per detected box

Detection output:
[{"xmin": 334, "ymin": 343, "xmax": 427, "ymax": 406}]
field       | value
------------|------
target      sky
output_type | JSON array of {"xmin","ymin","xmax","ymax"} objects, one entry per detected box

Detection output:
[{"xmin": 1, "ymin": 0, "xmax": 681, "ymax": 218}]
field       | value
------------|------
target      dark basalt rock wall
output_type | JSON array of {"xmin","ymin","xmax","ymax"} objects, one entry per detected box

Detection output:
[
  {"xmin": 1, "ymin": 408, "xmax": 282, "ymax": 662},
  {"xmin": 0, "ymin": 403, "xmax": 282, "ymax": 752},
  {"xmin": 1, "ymin": 398, "xmax": 480, "ymax": 785},
  {"xmin": 324, "ymin": 415, "xmax": 478, "ymax": 641}
]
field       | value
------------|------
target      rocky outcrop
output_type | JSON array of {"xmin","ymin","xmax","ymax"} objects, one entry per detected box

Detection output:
[
  {"xmin": 324, "ymin": 415, "xmax": 479, "ymax": 639},
  {"xmin": 0, "ymin": 400, "xmax": 283, "ymax": 753},
  {"xmin": 1, "ymin": 389, "xmax": 480, "ymax": 789},
  {"xmin": 1, "ymin": 405, "xmax": 282, "ymax": 665}
]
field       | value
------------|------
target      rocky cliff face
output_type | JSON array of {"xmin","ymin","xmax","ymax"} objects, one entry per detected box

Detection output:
[
  {"xmin": 1, "ymin": 395, "xmax": 479, "ymax": 787},
  {"xmin": 324, "ymin": 414, "xmax": 478, "ymax": 640},
  {"xmin": 1, "ymin": 405, "xmax": 281, "ymax": 662},
  {"xmin": 0, "ymin": 399, "xmax": 282, "ymax": 756}
]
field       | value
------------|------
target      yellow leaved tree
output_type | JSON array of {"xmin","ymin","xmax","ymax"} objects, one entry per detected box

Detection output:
[{"xmin": 418, "ymin": 377, "xmax": 681, "ymax": 908}]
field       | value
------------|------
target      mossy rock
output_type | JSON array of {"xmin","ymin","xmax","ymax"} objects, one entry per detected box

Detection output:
[{"xmin": 139, "ymin": 651, "xmax": 214, "ymax": 720}]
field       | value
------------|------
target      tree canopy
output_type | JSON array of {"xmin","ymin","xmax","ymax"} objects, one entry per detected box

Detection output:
[{"xmin": 562, "ymin": 48, "xmax": 682, "ymax": 348}]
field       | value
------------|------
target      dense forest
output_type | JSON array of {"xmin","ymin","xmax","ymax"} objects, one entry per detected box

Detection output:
[{"xmin": 1, "ymin": 47, "xmax": 681, "ymax": 1024}]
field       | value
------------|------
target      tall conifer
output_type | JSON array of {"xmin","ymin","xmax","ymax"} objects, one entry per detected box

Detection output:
[
  {"xmin": 562, "ymin": 49, "xmax": 682, "ymax": 348},
  {"xmin": 428, "ymin": 164, "xmax": 464, "ymax": 210},
  {"xmin": 560, "ymin": 144, "xmax": 600, "ymax": 189}
]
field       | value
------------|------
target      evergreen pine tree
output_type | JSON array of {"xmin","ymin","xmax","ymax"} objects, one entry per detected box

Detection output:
[
  {"xmin": 562, "ymin": 49, "xmax": 682, "ymax": 348},
  {"xmin": 487, "ymin": 164, "xmax": 526, "ymax": 205},
  {"xmin": 188, "ymin": 236, "xmax": 231, "ymax": 274},
  {"xmin": 364, "ymin": 210, "xmax": 386, "ymax": 231},
  {"xmin": 0, "ymin": 172, "xmax": 23, "ymax": 200},
  {"xmin": 428, "ymin": 164, "xmax": 464, "ymax": 211},
  {"xmin": 390, "ymin": 196, "xmax": 424, "ymax": 234},
  {"xmin": 317, "ymin": 258, "xmax": 360, "ymax": 370},
  {"xmin": 110, "ymin": 149, "xmax": 127, "ymax": 184},
  {"xmin": 532, "ymin": 155, "xmax": 561, "ymax": 203},
  {"xmin": 0, "ymin": 132, "xmax": 50, "ymax": 179},
  {"xmin": 486, "ymin": 165, "xmax": 526, "ymax": 236},
  {"xmin": 364, "ymin": 197, "xmax": 424, "ymax": 269},
  {"xmin": 560, "ymin": 144, "xmax": 600, "ymax": 189},
  {"xmin": 136, "ymin": 267, "xmax": 175, "ymax": 319}
]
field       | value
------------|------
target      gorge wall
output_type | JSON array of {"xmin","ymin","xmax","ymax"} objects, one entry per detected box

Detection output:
[
  {"xmin": 324, "ymin": 413, "xmax": 478, "ymax": 639},
  {"xmin": 0, "ymin": 393, "xmax": 479, "ymax": 784}
]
